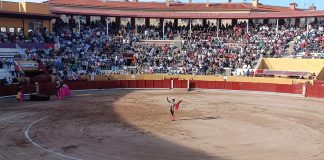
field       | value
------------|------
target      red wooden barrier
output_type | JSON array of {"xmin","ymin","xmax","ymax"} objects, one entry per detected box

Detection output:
[
  {"xmin": 153, "ymin": 80, "xmax": 162, "ymax": 88},
  {"xmin": 104, "ymin": 81, "xmax": 113, "ymax": 88},
  {"xmin": 193, "ymin": 81, "xmax": 201, "ymax": 88},
  {"xmin": 294, "ymin": 84, "xmax": 303, "ymax": 94},
  {"xmin": 232, "ymin": 82, "xmax": 240, "ymax": 90},
  {"xmin": 250, "ymin": 83, "xmax": 259, "ymax": 91},
  {"xmin": 112, "ymin": 80, "xmax": 120, "ymax": 88},
  {"xmin": 207, "ymin": 81, "xmax": 215, "ymax": 89},
  {"xmin": 181, "ymin": 80, "xmax": 187, "ymax": 88},
  {"xmin": 90, "ymin": 81, "xmax": 99, "ymax": 89},
  {"xmin": 0, "ymin": 86, "xmax": 8, "ymax": 96},
  {"xmin": 86, "ymin": 81, "xmax": 96, "ymax": 89},
  {"xmin": 120, "ymin": 80, "xmax": 129, "ymax": 88},
  {"xmin": 145, "ymin": 80, "xmax": 154, "ymax": 88},
  {"xmin": 200, "ymin": 81, "xmax": 208, "ymax": 88},
  {"xmin": 0, "ymin": 85, "xmax": 17, "ymax": 96},
  {"xmin": 276, "ymin": 84, "xmax": 286, "ymax": 93},
  {"xmin": 189, "ymin": 81, "xmax": 196, "ymax": 88},
  {"xmin": 317, "ymin": 87, "xmax": 324, "ymax": 98},
  {"xmin": 313, "ymin": 81, "xmax": 324, "ymax": 86},
  {"xmin": 225, "ymin": 82, "xmax": 232, "ymax": 90},
  {"xmin": 267, "ymin": 83, "xmax": 277, "ymax": 92},
  {"xmin": 215, "ymin": 81, "xmax": 225, "ymax": 89},
  {"xmin": 0, "ymin": 80, "xmax": 309, "ymax": 97},
  {"xmin": 258, "ymin": 83, "xmax": 268, "ymax": 92},
  {"xmin": 129, "ymin": 80, "xmax": 137, "ymax": 88},
  {"xmin": 276, "ymin": 84, "xmax": 294, "ymax": 93},
  {"xmin": 137, "ymin": 80, "xmax": 146, "ymax": 88},
  {"xmin": 306, "ymin": 85, "xmax": 319, "ymax": 98},
  {"xmin": 240, "ymin": 82, "xmax": 251, "ymax": 91},
  {"xmin": 162, "ymin": 80, "xmax": 171, "ymax": 88},
  {"xmin": 173, "ymin": 80, "xmax": 182, "ymax": 88}
]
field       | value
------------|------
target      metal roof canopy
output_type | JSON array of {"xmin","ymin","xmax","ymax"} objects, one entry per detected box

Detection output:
[
  {"xmin": 0, "ymin": 10, "xmax": 58, "ymax": 20},
  {"xmin": 50, "ymin": 7, "xmax": 324, "ymax": 19}
]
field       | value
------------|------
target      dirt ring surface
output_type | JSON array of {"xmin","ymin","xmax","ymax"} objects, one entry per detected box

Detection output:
[{"xmin": 1, "ymin": 89, "xmax": 324, "ymax": 160}]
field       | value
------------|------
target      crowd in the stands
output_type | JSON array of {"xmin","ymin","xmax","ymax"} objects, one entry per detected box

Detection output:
[{"xmin": 0, "ymin": 17, "xmax": 323, "ymax": 83}]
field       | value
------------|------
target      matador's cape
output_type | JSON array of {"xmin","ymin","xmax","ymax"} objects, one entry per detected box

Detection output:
[{"xmin": 175, "ymin": 100, "xmax": 183, "ymax": 110}]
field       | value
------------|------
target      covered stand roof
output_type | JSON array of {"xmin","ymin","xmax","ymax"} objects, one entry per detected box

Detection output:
[
  {"xmin": 51, "ymin": 7, "xmax": 324, "ymax": 19},
  {"xmin": 49, "ymin": 0, "xmax": 324, "ymax": 19},
  {"xmin": 0, "ymin": 10, "xmax": 58, "ymax": 20},
  {"xmin": 49, "ymin": 0, "xmax": 298, "ymax": 12}
]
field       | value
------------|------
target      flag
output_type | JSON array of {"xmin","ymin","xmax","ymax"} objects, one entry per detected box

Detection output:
[{"xmin": 175, "ymin": 100, "xmax": 183, "ymax": 110}]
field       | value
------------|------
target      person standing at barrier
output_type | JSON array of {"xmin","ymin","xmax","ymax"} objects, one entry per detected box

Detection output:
[
  {"xmin": 167, "ymin": 97, "xmax": 183, "ymax": 121},
  {"xmin": 16, "ymin": 83, "xmax": 24, "ymax": 102},
  {"xmin": 56, "ymin": 81, "xmax": 63, "ymax": 100}
]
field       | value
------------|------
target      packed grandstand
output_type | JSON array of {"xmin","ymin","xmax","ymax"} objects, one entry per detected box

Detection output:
[{"xmin": 0, "ymin": 0, "xmax": 323, "ymax": 86}]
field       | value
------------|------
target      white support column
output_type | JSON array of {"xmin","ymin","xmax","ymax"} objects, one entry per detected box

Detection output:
[
  {"xmin": 171, "ymin": 79, "xmax": 174, "ymax": 89},
  {"xmin": 187, "ymin": 80, "xmax": 190, "ymax": 91},
  {"xmin": 189, "ymin": 19, "xmax": 192, "ymax": 38},
  {"xmin": 106, "ymin": 17, "xmax": 109, "ymax": 36},
  {"xmin": 246, "ymin": 19, "xmax": 249, "ymax": 34},
  {"xmin": 78, "ymin": 16, "xmax": 81, "ymax": 33},
  {"xmin": 276, "ymin": 18, "xmax": 279, "ymax": 37},
  {"xmin": 162, "ymin": 19, "xmax": 165, "ymax": 40},
  {"xmin": 303, "ymin": 83, "xmax": 307, "ymax": 97},
  {"xmin": 306, "ymin": 18, "xmax": 310, "ymax": 38},
  {"xmin": 217, "ymin": 19, "xmax": 220, "ymax": 38},
  {"xmin": 35, "ymin": 82, "xmax": 39, "ymax": 94}
]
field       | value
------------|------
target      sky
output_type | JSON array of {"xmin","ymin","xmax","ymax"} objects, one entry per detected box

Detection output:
[{"xmin": 4, "ymin": 0, "xmax": 324, "ymax": 10}]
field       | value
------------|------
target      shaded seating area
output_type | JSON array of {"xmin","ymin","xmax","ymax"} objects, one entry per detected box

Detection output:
[
  {"xmin": 258, "ymin": 58, "xmax": 324, "ymax": 80},
  {"xmin": 18, "ymin": 43, "xmax": 54, "ymax": 49},
  {"xmin": 0, "ymin": 43, "xmax": 54, "ymax": 49},
  {"xmin": 255, "ymin": 69, "xmax": 311, "ymax": 79}
]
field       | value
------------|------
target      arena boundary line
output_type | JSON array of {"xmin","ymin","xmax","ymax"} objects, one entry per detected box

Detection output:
[
  {"xmin": 24, "ymin": 116, "xmax": 84, "ymax": 160},
  {"xmin": 0, "ymin": 113, "xmax": 24, "ymax": 122}
]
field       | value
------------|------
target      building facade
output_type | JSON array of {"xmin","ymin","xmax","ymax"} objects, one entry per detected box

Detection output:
[{"xmin": 0, "ymin": 1, "xmax": 56, "ymax": 37}]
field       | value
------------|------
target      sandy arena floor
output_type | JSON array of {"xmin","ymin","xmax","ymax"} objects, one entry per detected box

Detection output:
[{"xmin": 1, "ymin": 89, "xmax": 324, "ymax": 160}]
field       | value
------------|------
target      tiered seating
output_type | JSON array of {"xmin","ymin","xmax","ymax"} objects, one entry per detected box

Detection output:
[
  {"xmin": 0, "ymin": 43, "xmax": 16, "ymax": 49},
  {"xmin": 18, "ymin": 43, "xmax": 54, "ymax": 49},
  {"xmin": 0, "ymin": 69, "xmax": 13, "ymax": 80},
  {"xmin": 0, "ymin": 48, "xmax": 24, "ymax": 58}
]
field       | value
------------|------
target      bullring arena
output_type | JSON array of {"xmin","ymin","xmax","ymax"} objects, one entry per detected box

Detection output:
[
  {"xmin": 1, "ymin": 0, "xmax": 324, "ymax": 159},
  {"xmin": 1, "ymin": 79, "xmax": 324, "ymax": 160}
]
